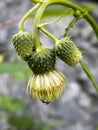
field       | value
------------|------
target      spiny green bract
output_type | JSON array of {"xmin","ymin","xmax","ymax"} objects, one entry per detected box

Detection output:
[
  {"xmin": 54, "ymin": 37, "xmax": 82, "ymax": 66},
  {"xmin": 11, "ymin": 32, "xmax": 35, "ymax": 61},
  {"xmin": 27, "ymin": 48, "xmax": 56, "ymax": 74}
]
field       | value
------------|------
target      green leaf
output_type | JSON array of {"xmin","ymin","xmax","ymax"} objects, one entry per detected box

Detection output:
[
  {"xmin": 80, "ymin": 60, "xmax": 98, "ymax": 92},
  {"xmin": 0, "ymin": 96, "xmax": 25, "ymax": 112},
  {"xmin": 0, "ymin": 61, "xmax": 32, "ymax": 80},
  {"xmin": 42, "ymin": 8, "xmax": 73, "ymax": 19},
  {"xmin": 29, "ymin": 3, "xmax": 97, "ymax": 20}
]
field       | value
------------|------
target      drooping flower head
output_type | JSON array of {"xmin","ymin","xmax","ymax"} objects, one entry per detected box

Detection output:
[
  {"xmin": 27, "ymin": 70, "xmax": 65, "ymax": 103},
  {"xmin": 27, "ymin": 47, "xmax": 66, "ymax": 103}
]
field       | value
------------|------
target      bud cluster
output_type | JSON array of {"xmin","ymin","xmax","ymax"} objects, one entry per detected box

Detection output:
[
  {"xmin": 10, "ymin": 0, "xmax": 98, "ymax": 104},
  {"xmin": 11, "ymin": 30, "xmax": 82, "ymax": 104}
]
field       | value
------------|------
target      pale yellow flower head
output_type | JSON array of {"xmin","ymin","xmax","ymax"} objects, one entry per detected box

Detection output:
[{"xmin": 27, "ymin": 70, "xmax": 66, "ymax": 103}]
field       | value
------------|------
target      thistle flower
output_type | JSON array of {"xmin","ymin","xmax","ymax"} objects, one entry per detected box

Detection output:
[
  {"xmin": 11, "ymin": 31, "xmax": 35, "ymax": 61},
  {"xmin": 27, "ymin": 70, "xmax": 66, "ymax": 103},
  {"xmin": 54, "ymin": 37, "xmax": 82, "ymax": 66},
  {"xmin": 27, "ymin": 47, "xmax": 55, "ymax": 74}
]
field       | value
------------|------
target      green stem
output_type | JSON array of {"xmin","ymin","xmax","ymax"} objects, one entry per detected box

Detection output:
[
  {"xmin": 64, "ymin": 17, "xmax": 79, "ymax": 37},
  {"xmin": 44, "ymin": 0, "xmax": 98, "ymax": 39},
  {"xmin": 33, "ymin": 3, "xmax": 47, "ymax": 48},
  {"xmin": 33, "ymin": 0, "xmax": 98, "ymax": 49},
  {"xmin": 64, "ymin": 10, "xmax": 87, "ymax": 36},
  {"xmin": 80, "ymin": 60, "xmax": 98, "ymax": 92},
  {"xmin": 39, "ymin": 8, "xmax": 73, "ymax": 27},
  {"xmin": 38, "ymin": 9, "xmax": 72, "ymax": 42},
  {"xmin": 18, "ymin": 3, "xmax": 41, "ymax": 32},
  {"xmin": 39, "ymin": 26, "xmax": 59, "ymax": 42}
]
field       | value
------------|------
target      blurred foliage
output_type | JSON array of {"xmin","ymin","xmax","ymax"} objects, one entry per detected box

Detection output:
[
  {"xmin": 0, "ymin": 95, "xmax": 64, "ymax": 130},
  {"xmin": 30, "ymin": 3, "xmax": 98, "ymax": 19},
  {"xmin": 8, "ymin": 115, "xmax": 39, "ymax": 130},
  {"xmin": 96, "ymin": 126, "xmax": 98, "ymax": 130},
  {"xmin": 0, "ymin": 61, "xmax": 32, "ymax": 80},
  {"xmin": 42, "ymin": 8, "xmax": 73, "ymax": 19},
  {"xmin": 79, "ymin": 3, "xmax": 98, "ymax": 10},
  {"xmin": 80, "ymin": 60, "xmax": 98, "ymax": 92},
  {"xmin": 0, "ymin": 54, "xmax": 4, "ymax": 63},
  {"xmin": 0, "ymin": 96, "xmax": 25, "ymax": 112},
  {"xmin": 8, "ymin": 116, "xmax": 64, "ymax": 130}
]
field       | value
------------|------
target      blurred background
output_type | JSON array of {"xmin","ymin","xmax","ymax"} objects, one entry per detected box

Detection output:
[{"xmin": 0, "ymin": 0, "xmax": 98, "ymax": 130}]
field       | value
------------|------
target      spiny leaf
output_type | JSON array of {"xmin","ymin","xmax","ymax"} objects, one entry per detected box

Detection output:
[{"xmin": 80, "ymin": 60, "xmax": 98, "ymax": 92}]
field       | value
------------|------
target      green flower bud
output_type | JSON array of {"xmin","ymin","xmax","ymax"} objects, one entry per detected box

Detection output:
[
  {"xmin": 27, "ymin": 48, "xmax": 56, "ymax": 74},
  {"xmin": 27, "ymin": 69, "xmax": 66, "ymax": 103},
  {"xmin": 54, "ymin": 37, "xmax": 82, "ymax": 66},
  {"xmin": 11, "ymin": 32, "xmax": 35, "ymax": 61}
]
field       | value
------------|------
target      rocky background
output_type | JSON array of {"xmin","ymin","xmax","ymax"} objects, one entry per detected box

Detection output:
[{"xmin": 0, "ymin": 0, "xmax": 98, "ymax": 130}]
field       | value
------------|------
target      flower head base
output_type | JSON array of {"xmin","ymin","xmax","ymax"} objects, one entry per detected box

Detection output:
[
  {"xmin": 27, "ymin": 70, "xmax": 66, "ymax": 103},
  {"xmin": 11, "ymin": 32, "xmax": 35, "ymax": 61},
  {"xmin": 28, "ymin": 48, "xmax": 56, "ymax": 74},
  {"xmin": 54, "ymin": 37, "xmax": 82, "ymax": 66}
]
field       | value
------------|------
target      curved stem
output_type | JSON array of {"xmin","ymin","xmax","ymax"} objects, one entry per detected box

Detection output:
[
  {"xmin": 64, "ymin": 10, "xmax": 88, "ymax": 36},
  {"xmin": 18, "ymin": 3, "xmax": 41, "ymax": 32},
  {"xmin": 64, "ymin": 17, "xmax": 79, "ymax": 37},
  {"xmin": 44, "ymin": 0, "xmax": 98, "ymax": 39},
  {"xmin": 39, "ymin": 8, "xmax": 72, "ymax": 27},
  {"xmin": 39, "ymin": 26, "xmax": 59, "ymax": 42},
  {"xmin": 80, "ymin": 60, "xmax": 98, "ymax": 92}
]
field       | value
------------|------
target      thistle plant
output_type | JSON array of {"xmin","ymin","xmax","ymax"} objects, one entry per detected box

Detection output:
[{"xmin": 11, "ymin": 0, "xmax": 98, "ymax": 104}]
